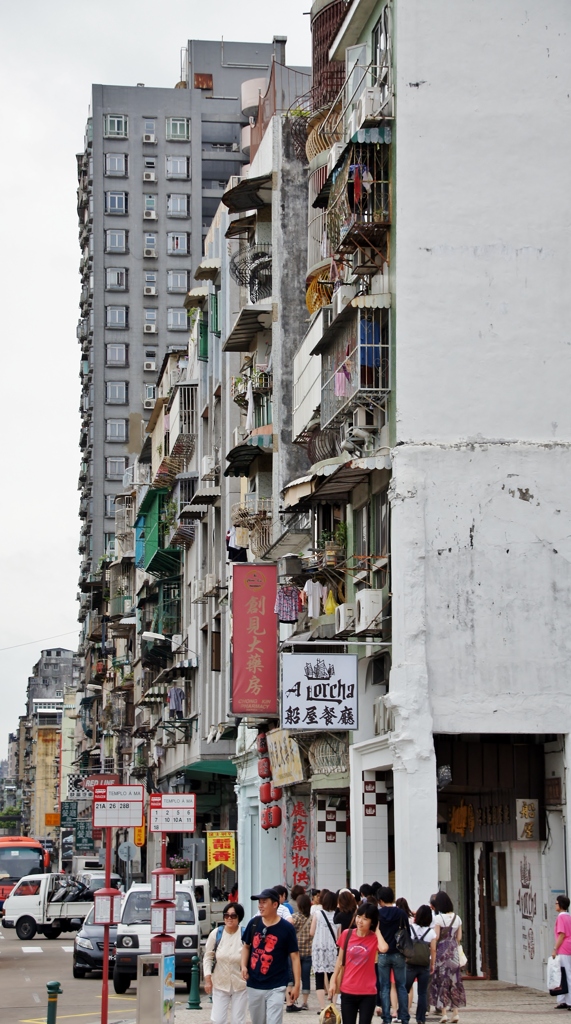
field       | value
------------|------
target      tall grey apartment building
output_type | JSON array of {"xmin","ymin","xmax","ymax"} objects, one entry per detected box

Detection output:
[{"xmin": 76, "ymin": 39, "xmax": 279, "ymax": 584}]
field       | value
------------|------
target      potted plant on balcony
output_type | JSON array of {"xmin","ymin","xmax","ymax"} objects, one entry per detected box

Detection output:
[
  {"xmin": 169, "ymin": 855, "xmax": 190, "ymax": 877},
  {"xmin": 319, "ymin": 530, "xmax": 343, "ymax": 567}
]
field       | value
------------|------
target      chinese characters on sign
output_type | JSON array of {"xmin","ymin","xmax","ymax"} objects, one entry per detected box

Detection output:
[
  {"xmin": 281, "ymin": 654, "xmax": 358, "ymax": 731},
  {"xmin": 206, "ymin": 831, "xmax": 236, "ymax": 872},
  {"xmin": 446, "ymin": 792, "xmax": 518, "ymax": 842},
  {"xmin": 232, "ymin": 564, "xmax": 278, "ymax": 715},
  {"xmin": 516, "ymin": 799, "xmax": 538, "ymax": 841},
  {"xmin": 289, "ymin": 799, "xmax": 310, "ymax": 889},
  {"xmin": 266, "ymin": 729, "xmax": 304, "ymax": 786}
]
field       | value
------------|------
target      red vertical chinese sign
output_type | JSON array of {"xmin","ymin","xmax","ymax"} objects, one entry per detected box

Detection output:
[{"xmin": 231, "ymin": 563, "xmax": 278, "ymax": 715}]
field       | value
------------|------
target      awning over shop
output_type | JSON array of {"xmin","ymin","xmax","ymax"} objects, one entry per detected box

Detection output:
[
  {"xmin": 224, "ymin": 435, "xmax": 274, "ymax": 477},
  {"xmin": 194, "ymin": 257, "xmax": 221, "ymax": 282},
  {"xmin": 183, "ymin": 759, "xmax": 237, "ymax": 778},
  {"xmin": 222, "ymin": 173, "xmax": 272, "ymax": 214},
  {"xmin": 222, "ymin": 304, "xmax": 272, "ymax": 352}
]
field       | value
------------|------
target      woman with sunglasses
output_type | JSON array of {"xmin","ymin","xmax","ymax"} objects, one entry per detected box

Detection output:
[{"xmin": 204, "ymin": 903, "xmax": 247, "ymax": 1024}]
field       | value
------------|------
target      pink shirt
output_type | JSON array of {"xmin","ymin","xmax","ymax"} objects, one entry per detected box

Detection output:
[{"xmin": 555, "ymin": 913, "xmax": 571, "ymax": 955}]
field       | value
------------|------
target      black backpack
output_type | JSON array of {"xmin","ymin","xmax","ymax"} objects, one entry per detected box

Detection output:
[{"xmin": 405, "ymin": 927, "xmax": 432, "ymax": 968}]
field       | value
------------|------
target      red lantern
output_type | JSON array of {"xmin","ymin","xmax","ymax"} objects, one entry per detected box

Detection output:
[
  {"xmin": 261, "ymin": 807, "xmax": 271, "ymax": 830},
  {"xmin": 268, "ymin": 805, "xmax": 282, "ymax": 828},
  {"xmin": 259, "ymin": 782, "xmax": 272, "ymax": 804},
  {"xmin": 256, "ymin": 733, "xmax": 268, "ymax": 755},
  {"xmin": 270, "ymin": 786, "xmax": 282, "ymax": 801},
  {"xmin": 257, "ymin": 757, "xmax": 272, "ymax": 779}
]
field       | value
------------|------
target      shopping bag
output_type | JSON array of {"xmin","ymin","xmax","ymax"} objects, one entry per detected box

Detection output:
[
  {"xmin": 319, "ymin": 1004, "xmax": 341, "ymax": 1024},
  {"xmin": 548, "ymin": 956, "xmax": 568, "ymax": 996}
]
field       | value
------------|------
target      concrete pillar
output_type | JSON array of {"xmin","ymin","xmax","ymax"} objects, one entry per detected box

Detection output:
[{"xmin": 392, "ymin": 752, "xmax": 438, "ymax": 908}]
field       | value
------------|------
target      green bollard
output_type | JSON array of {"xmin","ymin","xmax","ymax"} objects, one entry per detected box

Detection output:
[
  {"xmin": 46, "ymin": 981, "xmax": 62, "ymax": 1024},
  {"xmin": 186, "ymin": 954, "xmax": 202, "ymax": 1010}
]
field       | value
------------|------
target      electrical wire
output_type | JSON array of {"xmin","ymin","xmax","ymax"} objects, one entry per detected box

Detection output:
[{"xmin": 0, "ymin": 630, "xmax": 78, "ymax": 653}]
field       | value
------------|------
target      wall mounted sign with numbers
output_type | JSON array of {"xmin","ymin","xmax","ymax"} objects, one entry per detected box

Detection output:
[{"xmin": 149, "ymin": 794, "xmax": 196, "ymax": 833}]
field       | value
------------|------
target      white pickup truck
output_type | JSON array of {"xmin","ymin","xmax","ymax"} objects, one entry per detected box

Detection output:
[{"xmin": 1, "ymin": 873, "xmax": 95, "ymax": 940}]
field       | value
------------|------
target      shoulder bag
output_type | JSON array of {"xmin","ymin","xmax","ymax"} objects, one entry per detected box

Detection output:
[
  {"xmin": 395, "ymin": 914, "xmax": 414, "ymax": 958},
  {"xmin": 321, "ymin": 910, "xmax": 339, "ymax": 947}
]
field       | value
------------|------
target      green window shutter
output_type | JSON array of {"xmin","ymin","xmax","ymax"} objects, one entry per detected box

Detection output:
[
  {"xmin": 209, "ymin": 292, "xmax": 219, "ymax": 335},
  {"xmin": 198, "ymin": 315, "xmax": 209, "ymax": 361}
]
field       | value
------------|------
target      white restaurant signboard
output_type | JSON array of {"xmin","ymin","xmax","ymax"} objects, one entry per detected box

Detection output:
[{"xmin": 281, "ymin": 653, "xmax": 358, "ymax": 730}]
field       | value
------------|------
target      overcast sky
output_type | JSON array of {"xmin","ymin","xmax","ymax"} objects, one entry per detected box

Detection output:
[{"xmin": 0, "ymin": 0, "xmax": 311, "ymax": 762}]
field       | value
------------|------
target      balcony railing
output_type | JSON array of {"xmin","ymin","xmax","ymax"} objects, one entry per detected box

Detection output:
[
  {"xmin": 229, "ymin": 243, "xmax": 272, "ymax": 304},
  {"xmin": 292, "ymin": 308, "xmax": 330, "ymax": 442},
  {"xmin": 109, "ymin": 595, "xmax": 133, "ymax": 619},
  {"xmin": 249, "ymin": 519, "xmax": 273, "ymax": 559},
  {"xmin": 327, "ymin": 142, "xmax": 390, "ymax": 257},
  {"xmin": 320, "ymin": 305, "xmax": 390, "ymax": 429},
  {"xmin": 231, "ymin": 495, "xmax": 272, "ymax": 528},
  {"xmin": 230, "ymin": 369, "xmax": 273, "ymax": 407}
]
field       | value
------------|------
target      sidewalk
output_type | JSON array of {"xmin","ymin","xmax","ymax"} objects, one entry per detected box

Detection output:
[{"xmin": 173, "ymin": 978, "xmax": 559, "ymax": 1023}]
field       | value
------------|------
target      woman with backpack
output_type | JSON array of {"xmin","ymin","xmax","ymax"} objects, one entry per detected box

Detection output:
[
  {"xmin": 428, "ymin": 892, "xmax": 466, "ymax": 1023},
  {"xmin": 310, "ymin": 889, "xmax": 340, "ymax": 1010},
  {"xmin": 404, "ymin": 905, "xmax": 437, "ymax": 1024},
  {"xmin": 203, "ymin": 903, "xmax": 247, "ymax": 1024}
]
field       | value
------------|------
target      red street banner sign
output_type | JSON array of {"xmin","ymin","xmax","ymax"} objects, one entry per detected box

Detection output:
[{"xmin": 232, "ymin": 563, "xmax": 278, "ymax": 715}]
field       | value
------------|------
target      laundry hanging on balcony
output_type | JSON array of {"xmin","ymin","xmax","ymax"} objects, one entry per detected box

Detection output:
[
  {"xmin": 274, "ymin": 585, "xmax": 302, "ymax": 623},
  {"xmin": 226, "ymin": 526, "xmax": 248, "ymax": 562}
]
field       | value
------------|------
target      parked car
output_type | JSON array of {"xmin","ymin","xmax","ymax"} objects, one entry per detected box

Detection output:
[{"xmin": 73, "ymin": 906, "xmax": 117, "ymax": 979}]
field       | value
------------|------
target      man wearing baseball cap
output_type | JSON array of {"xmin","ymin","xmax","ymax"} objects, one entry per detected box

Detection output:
[{"xmin": 241, "ymin": 888, "xmax": 301, "ymax": 1024}]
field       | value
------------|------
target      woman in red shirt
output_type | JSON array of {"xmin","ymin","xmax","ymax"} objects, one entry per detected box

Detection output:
[
  {"xmin": 329, "ymin": 903, "xmax": 388, "ymax": 1024},
  {"xmin": 553, "ymin": 894, "xmax": 571, "ymax": 1009}
]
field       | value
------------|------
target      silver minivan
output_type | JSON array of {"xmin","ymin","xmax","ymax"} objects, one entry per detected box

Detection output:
[{"xmin": 113, "ymin": 881, "xmax": 200, "ymax": 993}]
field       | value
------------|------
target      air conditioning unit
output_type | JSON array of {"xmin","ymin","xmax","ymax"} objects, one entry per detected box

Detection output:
[
  {"xmin": 144, "ymin": 248, "xmax": 157, "ymax": 258},
  {"xmin": 143, "ymin": 398, "xmax": 155, "ymax": 410},
  {"xmin": 335, "ymin": 603, "xmax": 355, "ymax": 637},
  {"xmin": 355, "ymin": 589, "xmax": 385, "ymax": 635},
  {"xmin": 332, "ymin": 284, "xmax": 356, "ymax": 320},
  {"xmin": 143, "ymin": 171, "xmax": 157, "ymax": 182},
  {"xmin": 373, "ymin": 695, "xmax": 394, "ymax": 736},
  {"xmin": 204, "ymin": 573, "xmax": 217, "ymax": 596},
  {"xmin": 143, "ymin": 360, "xmax": 156, "ymax": 371},
  {"xmin": 144, "ymin": 324, "xmax": 157, "ymax": 333},
  {"xmin": 356, "ymin": 86, "xmax": 383, "ymax": 129},
  {"xmin": 327, "ymin": 141, "xmax": 345, "ymax": 176},
  {"xmin": 143, "ymin": 133, "xmax": 157, "ymax": 144},
  {"xmin": 353, "ymin": 407, "xmax": 380, "ymax": 430},
  {"xmin": 191, "ymin": 578, "xmax": 206, "ymax": 604},
  {"xmin": 144, "ymin": 286, "xmax": 157, "ymax": 296},
  {"xmin": 202, "ymin": 456, "xmax": 215, "ymax": 478},
  {"xmin": 143, "ymin": 210, "xmax": 157, "ymax": 220}
]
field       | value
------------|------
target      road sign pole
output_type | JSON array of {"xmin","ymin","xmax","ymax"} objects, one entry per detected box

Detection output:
[
  {"xmin": 101, "ymin": 826, "xmax": 112, "ymax": 1024},
  {"xmin": 162, "ymin": 831, "xmax": 167, "ymax": 869}
]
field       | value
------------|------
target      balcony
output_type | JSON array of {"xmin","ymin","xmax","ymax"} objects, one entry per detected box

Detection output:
[
  {"xmin": 230, "ymin": 495, "xmax": 272, "ymax": 529},
  {"xmin": 109, "ymin": 595, "xmax": 133, "ymax": 619},
  {"xmin": 168, "ymin": 383, "xmax": 197, "ymax": 465},
  {"xmin": 230, "ymin": 368, "xmax": 273, "ymax": 408},
  {"xmin": 229, "ymin": 243, "xmax": 272, "ymax": 304},
  {"xmin": 326, "ymin": 142, "xmax": 390, "ymax": 258},
  {"xmin": 313, "ymin": 304, "xmax": 390, "ymax": 429},
  {"xmin": 292, "ymin": 307, "xmax": 331, "ymax": 443},
  {"xmin": 249, "ymin": 519, "xmax": 273, "ymax": 559}
]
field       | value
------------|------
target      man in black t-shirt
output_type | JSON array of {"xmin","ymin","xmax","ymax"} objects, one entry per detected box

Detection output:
[
  {"xmin": 241, "ymin": 888, "xmax": 300, "ymax": 1024},
  {"xmin": 377, "ymin": 886, "xmax": 410, "ymax": 1024}
]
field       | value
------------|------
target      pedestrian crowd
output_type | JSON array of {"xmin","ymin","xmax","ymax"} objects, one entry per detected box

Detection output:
[{"xmin": 203, "ymin": 881, "xmax": 468, "ymax": 1024}]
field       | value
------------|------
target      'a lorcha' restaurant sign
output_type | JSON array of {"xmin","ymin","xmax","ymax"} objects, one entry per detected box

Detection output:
[{"xmin": 231, "ymin": 563, "xmax": 278, "ymax": 715}]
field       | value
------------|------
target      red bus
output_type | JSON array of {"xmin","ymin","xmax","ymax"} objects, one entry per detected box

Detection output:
[{"xmin": 0, "ymin": 837, "xmax": 50, "ymax": 909}]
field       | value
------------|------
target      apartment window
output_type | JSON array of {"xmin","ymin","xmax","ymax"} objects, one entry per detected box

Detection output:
[
  {"xmin": 209, "ymin": 291, "xmax": 220, "ymax": 335},
  {"xmin": 145, "ymin": 348, "xmax": 157, "ymax": 359},
  {"xmin": 145, "ymin": 384, "xmax": 157, "ymax": 401},
  {"xmin": 166, "ymin": 117, "xmax": 190, "ymax": 141},
  {"xmin": 105, "ymin": 229, "xmax": 127, "ymax": 253},
  {"xmin": 144, "ymin": 119, "xmax": 156, "ymax": 134},
  {"xmin": 105, "ymin": 495, "xmax": 116, "ymax": 517},
  {"xmin": 104, "ymin": 114, "xmax": 128, "ymax": 138},
  {"xmin": 144, "ymin": 194, "xmax": 156, "ymax": 211},
  {"xmin": 105, "ymin": 153, "xmax": 127, "ymax": 176},
  {"xmin": 168, "ymin": 308, "xmax": 187, "ymax": 330},
  {"xmin": 166, "ymin": 155, "xmax": 189, "ymax": 179},
  {"xmin": 104, "ymin": 533, "xmax": 116, "ymax": 556},
  {"xmin": 144, "ymin": 157, "xmax": 156, "ymax": 170},
  {"xmin": 211, "ymin": 628, "xmax": 221, "ymax": 672},
  {"xmin": 106, "ymin": 344, "xmax": 127, "ymax": 366},
  {"xmin": 106, "ymin": 381, "xmax": 128, "ymax": 404},
  {"xmin": 167, "ymin": 232, "xmax": 189, "ymax": 255},
  {"xmin": 145, "ymin": 233, "xmax": 157, "ymax": 248},
  {"xmin": 144, "ymin": 309, "xmax": 156, "ymax": 324},
  {"xmin": 167, "ymin": 270, "xmax": 188, "ymax": 293},
  {"xmin": 167, "ymin": 193, "xmax": 189, "ymax": 217},
  {"xmin": 106, "ymin": 267, "xmax": 127, "ymax": 290},
  {"xmin": 106, "ymin": 419, "xmax": 128, "ymax": 441},
  {"xmin": 144, "ymin": 272, "xmax": 157, "ymax": 285},
  {"xmin": 105, "ymin": 191, "xmax": 128, "ymax": 214},
  {"xmin": 106, "ymin": 456, "xmax": 126, "ymax": 479},
  {"xmin": 354, "ymin": 505, "xmax": 368, "ymax": 558},
  {"xmin": 106, "ymin": 306, "xmax": 128, "ymax": 328}
]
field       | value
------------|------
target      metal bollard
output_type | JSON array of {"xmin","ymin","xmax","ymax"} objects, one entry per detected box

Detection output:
[
  {"xmin": 186, "ymin": 954, "xmax": 202, "ymax": 1010},
  {"xmin": 46, "ymin": 981, "xmax": 62, "ymax": 1024}
]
